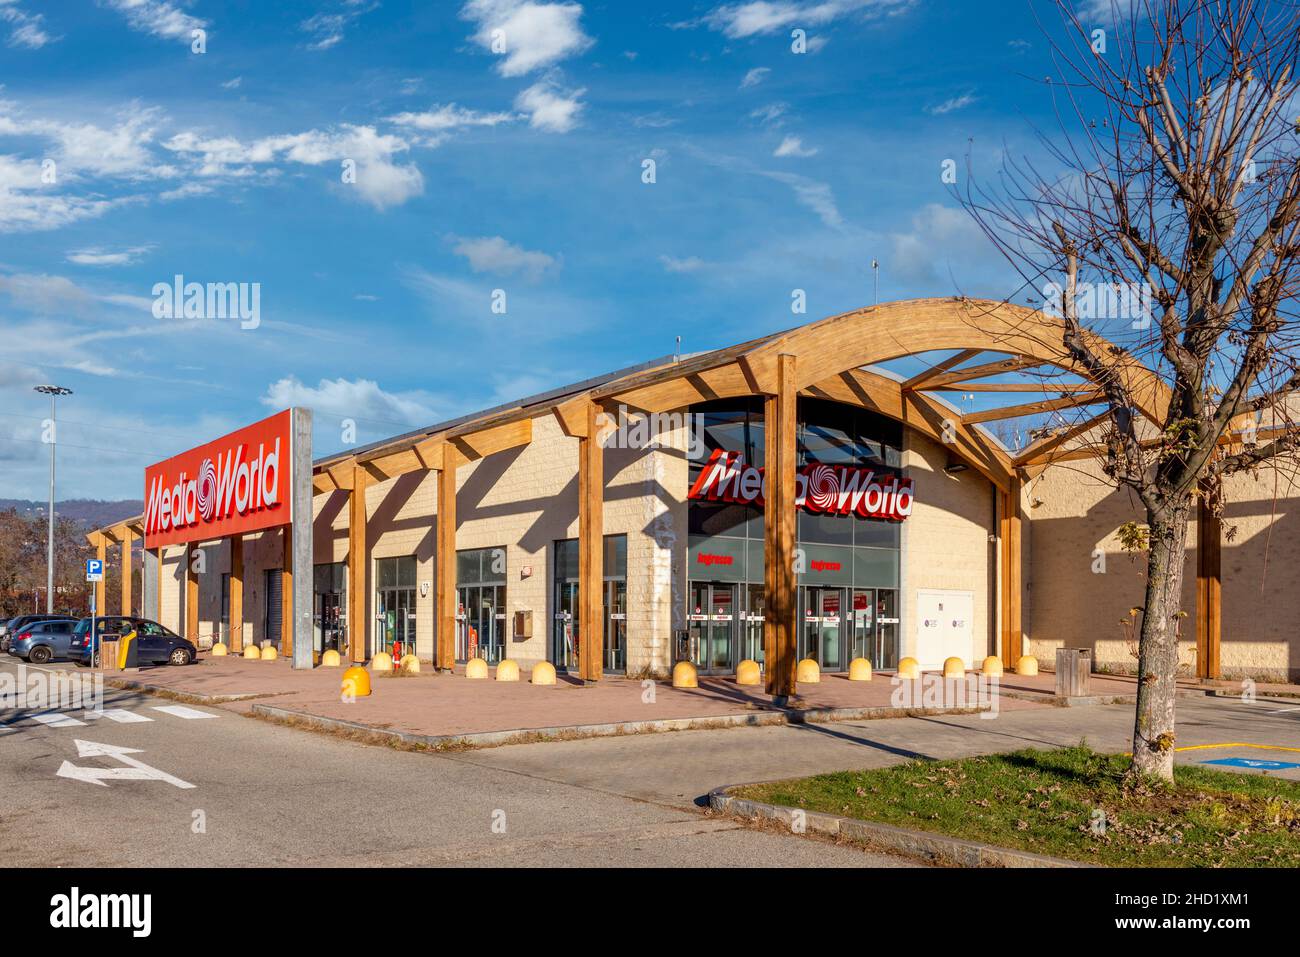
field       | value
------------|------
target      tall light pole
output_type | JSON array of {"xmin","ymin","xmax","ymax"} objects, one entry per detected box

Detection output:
[{"xmin": 34, "ymin": 385, "xmax": 72, "ymax": 613}]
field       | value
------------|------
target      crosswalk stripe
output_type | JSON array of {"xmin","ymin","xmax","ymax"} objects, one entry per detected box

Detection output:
[
  {"xmin": 150, "ymin": 705, "xmax": 217, "ymax": 720},
  {"xmin": 30, "ymin": 713, "xmax": 85, "ymax": 728},
  {"xmin": 83, "ymin": 709, "xmax": 153, "ymax": 724}
]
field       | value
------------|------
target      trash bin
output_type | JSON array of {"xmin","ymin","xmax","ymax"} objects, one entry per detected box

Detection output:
[
  {"xmin": 100, "ymin": 639, "xmax": 120, "ymax": 672},
  {"xmin": 1055, "ymin": 647, "xmax": 1091, "ymax": 697}
]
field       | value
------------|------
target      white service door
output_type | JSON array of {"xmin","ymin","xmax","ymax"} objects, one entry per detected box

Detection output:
[{"xmin": 914, "ymin": 589, "xmax": 974, "ymax": 671}]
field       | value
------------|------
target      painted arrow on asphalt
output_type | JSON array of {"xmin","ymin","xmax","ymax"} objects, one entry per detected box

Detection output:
[{"xmin": 56, "ymin": 739, "xmax": 195, "ymax": 789}]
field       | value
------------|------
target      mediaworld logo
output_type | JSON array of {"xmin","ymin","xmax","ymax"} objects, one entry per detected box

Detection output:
[
  {"xmin": 152, "ymin": 274, "xmax": 261, "ymax": 330},
  {"xmin": 688, "ymin": 450, "xmax": 915, "ymax": 520},
  {"xmin": 49, "ymin": 887, "xmax": 151, "ymax": 937},
  {"xmin": 144, "ymin": 438, "xmax": 281, "ymax": 536}
]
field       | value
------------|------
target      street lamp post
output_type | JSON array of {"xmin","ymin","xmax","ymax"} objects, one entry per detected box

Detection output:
[{"xmin": 34, "ymin": 385, "xmax": 72, "ymax": 614}]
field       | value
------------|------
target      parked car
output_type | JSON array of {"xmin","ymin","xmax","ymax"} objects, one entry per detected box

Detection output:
[
  {"xmin": 7, "ymin": 619, "xmax": 80, "ymax": 664},
  {"xmin": 74, "ymin": 616, "xmax": 197, "ymax": 668},
  {"xmin": 1, "ymin": 614, "xmax": 76, "ymax": 654}
]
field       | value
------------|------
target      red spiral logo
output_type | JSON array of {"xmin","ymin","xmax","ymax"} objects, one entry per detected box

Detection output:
[
  {"xmin": 805, "ymin": 464, "xmax": 839, "ymax": 511},
  {"xmin": 196, "ymin": 458, "xmax": 218, "ymax": 521}
]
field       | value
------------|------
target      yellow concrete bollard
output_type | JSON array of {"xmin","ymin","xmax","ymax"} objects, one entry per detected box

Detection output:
[
  {"xmin": 399, "ymin": 654, "xmax": 420, "ymax": 673},
  {"xmin": 496, "ymin": 659, "xmax": 520, "ymax": 682},
  {"xmin": 261, "ymin": 644, "xmax": 278, "ymax": 661},
  {"xmin": 465, "ymin": 657, "xmax": 489, "ymax": 679},
  {"xmin": 210, "ymin": 642, "xmax": 228, "ymax": 657},
  {"xmin": 796, "ymin": 658, "xmax": 821, "ymax": 684},
  {"xmin": 531, "ymin": 661, "xmax": 557, "ymax": 685},
  {"xmin": 371, "ymin": 651, "xmax": 394, "ymax": 672},
  {"xmin": 981, "ymin": 655, "xmax": 1004, "ymax": 677},
  {"xmin": 342, "ymin": 665, "xmax": 371, "ymax": 698},
  {"xmin": 1016, "ymin": 655, "xmax": 1039, "ymax": 676},
  {"xmin": 942, "ymin": 656, "xmax": 964, "ymax": 678},
  {"xmin": 672, "ymin": 660, "xmax": 698, "ymax": 689},
  {"xmin": 735, "ymin": 659, "xmax": 761, "ymax": 686},
  {"xmin": 242, "ymin": 644, "xmax": 262, "ymax": 660},
  {"xmin": 848, "ymin": 657, "xmax": 873, "ymax": 681},
  {"xmin": 320, "ymin": 649, "xmax": 341, "ymax": 667},
  {"xmin": 896, "ymin": 656, "xmax": 919, "ymax": 679}
]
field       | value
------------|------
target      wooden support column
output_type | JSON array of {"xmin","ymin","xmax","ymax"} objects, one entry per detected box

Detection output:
[
  {"xmin": 578, "ymin": 400, "xmax": 604, "ymax": 683},
  {"xmin": 229, "ymin": 535, "xmax": 244, "ymax": 653},
  {"xmin": 999, "ymin": 475, "xmax": 1023, "ymax": 670},
  {"xmin": 119, "ymin": 528, "xmax": 133, "ymax": 616},
  {"xmin": 185, "ymin": 542, "xmax": 199, "ymax": 645},
  {"xmin": 94, "ymin": 534, "xmax": 107, "ymax": 616},
  {"xmin": 764, "ymin": 354, "xmax": 798, "ymax": 699},
  {"xmin": 281, "ymin": 526, "xmax": 293, "ymax": 658},
  {"xmin": 436, "ymin": 450, "xmax": 461, "ymax": 672},
  {"xmin": 156, "ymin": 547, "xmax": 163, "ymax": 623},
  {"xmin": 1196, "ymin": 479, "xmax": 1222, "ymax": 680},
  {"xmin": 349, "ymin": 467, "xmax": 369, "ymax": 663}
]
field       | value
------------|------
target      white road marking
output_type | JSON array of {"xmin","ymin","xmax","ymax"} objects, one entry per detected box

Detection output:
[
  {"xmin": 30, "ymin": 713, "xmax": 85, "ymax": 728},
  {"xmin": 1266, "ymin": 706, "xmax": 1300, "ymax": 714},
  {"xmin": 82, "ymin": 709, "xmax": 153, "ymax": 723},
  {"xmin": 150, "ymin": 705, "xmax": 216, "ymax": 720},
  {"xmin": 56, "ymin": 739, "xmax": 195, "ymax": 789}
]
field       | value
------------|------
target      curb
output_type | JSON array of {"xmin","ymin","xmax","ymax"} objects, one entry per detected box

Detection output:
[
  {"xmin": 250, "ymin": 701, "xmax": 988, "ymax": 751},
  {"xmin": 996, "ymin": 687, "xmax": 1211, "ymax": 708},
  {"xmin": 103, "ymin": 675, "xmax": 263, "ymax": 705},
  {"xmin": 709, "ymin": 785, "xmax": 1087, "ymax": 868}
]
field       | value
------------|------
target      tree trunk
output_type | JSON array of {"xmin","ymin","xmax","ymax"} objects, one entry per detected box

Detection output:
[{"xmin": 1130, "ymin": 503, "xmax": 1191, "ymax": 782}]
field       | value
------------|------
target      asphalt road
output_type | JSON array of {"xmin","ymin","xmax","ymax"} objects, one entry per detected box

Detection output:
[{"xmin": 2, "ymin": 656, "xmax": 1297, "ymax": 867}]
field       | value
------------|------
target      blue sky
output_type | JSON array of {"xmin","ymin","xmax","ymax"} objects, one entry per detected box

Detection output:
[{"xmin": 0, "ymin": 0, "xmax": 1096, "ymax": 499}]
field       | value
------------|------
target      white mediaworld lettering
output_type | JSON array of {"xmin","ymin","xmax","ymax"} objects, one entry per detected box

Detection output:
[
  {"xmin": 144, "ymin": 438, "xmax": 280, "ymax": 537},
  {"xmin": 688, "ymin": 450, "xmax": 914, "ymax": 521}
]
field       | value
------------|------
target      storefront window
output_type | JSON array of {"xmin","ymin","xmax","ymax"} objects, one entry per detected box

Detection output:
[
  {"xmin": 313, "ymin": 562, "xmax": 346, "ymax": 655},
  {"xmin": 374, "ymin": 556, "xmax": 416, "ymax": 660}
]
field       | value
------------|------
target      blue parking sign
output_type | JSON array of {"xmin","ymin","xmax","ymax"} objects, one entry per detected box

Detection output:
[{"xmin": 85, "ymin": 558, "xmax": 104, "ymax": 582}]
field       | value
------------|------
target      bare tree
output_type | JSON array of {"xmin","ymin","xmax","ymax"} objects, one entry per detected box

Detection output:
[{"xmin": 963, "ymin": 0, "xmax": 1300, "ymax": 780}]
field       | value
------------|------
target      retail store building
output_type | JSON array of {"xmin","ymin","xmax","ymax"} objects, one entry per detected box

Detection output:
[{"xmin": 88, "ymin": 299, "xmax": 1300, "ymax": 686}]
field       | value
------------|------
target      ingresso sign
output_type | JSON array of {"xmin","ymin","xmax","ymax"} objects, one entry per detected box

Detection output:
[
  {"xmin": 143, "ymin": 409, "xmax": 293, "ymax": 548},
  {"xmin": 687, "ymin": 449, "xmax": 915, "ymax": 521}
]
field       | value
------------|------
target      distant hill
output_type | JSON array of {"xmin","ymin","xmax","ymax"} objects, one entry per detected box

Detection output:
[{"xmin": 0, "ymin": 499, "xmax": 143, "ymax": 529}]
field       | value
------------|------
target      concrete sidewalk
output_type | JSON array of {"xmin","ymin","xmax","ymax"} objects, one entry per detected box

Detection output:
[{"xmin": 101, "ymin": 655, "xmax": 1043, "ymax": 744}]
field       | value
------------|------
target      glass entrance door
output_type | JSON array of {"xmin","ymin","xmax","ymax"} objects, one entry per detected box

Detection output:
[
  {"xmin": 742, "ymin": 583, "xmax": 765, "ymax": 666},
  {"xmin": 850, "ymin": 589, "xmax": 874, "ymax": 663},
  {"xmin": 686, "ymin": 582, "xmax": 736, "ymax": 674},
  {"xmin": 874, "ymin": 589, "xmax": 899, "ymax": 670},
  {"xmin": 800, "ymin": 586, "xmax": 846, "ymax": 672},
  {"xmin": 552, "ymin": 580, "xmax": 579, "ymax": 670},
  {"xmin": 375, "ymin": 587, "xmax": 415, "ymax": 659},
  {"xmin": 458, "ymin": 584, "xmax": 506, "ymax": 663}
]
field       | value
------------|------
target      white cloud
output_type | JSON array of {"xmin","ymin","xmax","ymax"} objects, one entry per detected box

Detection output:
[
  {"xmin": 763, "ymin": 171, "xmax": 842, "ymax": 228},
  {"xmin": 2, "ymin": 1, "xmax": 55, "ymax": 48},
  {"xmin": 925, "ymin": 92, "xmax": 978, "ymax": 115},
  {"xmin": 702, "ymin": 0, "xmax": 912, "ymax": 38},
  {"xmin": 0, "ymin": 155, "xmax": 134, "ymax": 232},
  {"xmin": 773, "ymin": 135, "xmax": 817, "ymax": 157},
  {"xmin": 99, "ymin": 0, "xmax": 207, "ymax": 41},
  {"xmin": 0, "ymin": 102, "xmax": 171, "ymax": 180},
  {"xmin": 386, "ymin": 103, "xmax": 518, "ymax": 145},
  {"xmin": 221, "ymin": 76, "xmax": 242, "ymax": 89},
  {"xmin": 750, "ymin": 102, "xmax": 787, "ymax": 125},
  {"xmin": 66, "ymin": 245, "xmax": 155, "ymax": 266},
  {"xmin": 887, "ymin": 203, "xmax": 989, "ymax": 284},
  {"xmin": 740, "ymin": 67, "xmax": 770, "ymax": 89},
  {"xmin": 300, "ymin": 2, "xmax": 378, "ymax": 51},
  {"xmin": 514, "ymin": 79, "xmax": 585, "ymax": 133},
  {"xmin": 163, "ymin": 124, "xmax": 424, "ymax": 210},
  {"xmin": 451, "ymin": 235, "xmax": 558, "ymax": 279},
  {"xmin": 659, "ymin": 255, "xmax": 707, "ymax": 273},
  {"xmin": 461, "ymin": 0, "xmax": 594, "ymax": 77},
  {"xmin": 262, "ymin": 375, "xmax": 439, "ymax": 428}
]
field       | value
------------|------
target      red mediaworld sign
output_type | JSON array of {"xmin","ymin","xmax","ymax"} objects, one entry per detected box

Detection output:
[
  {"xmin": 687, "ymin": 449, "xmax": 915, "ymax": 521},
  {"xmin": 144, "ymin": 410, "xmax": 293, "ymax": 549}
]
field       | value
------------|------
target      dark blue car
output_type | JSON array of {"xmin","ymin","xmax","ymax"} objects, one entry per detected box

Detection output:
[
  {"xmin": 74, "ymin": 616, "xmax": 197, "ymax": 668},
  {"xmin": 7, "ymin": 619, "xmax": 79, "ymax": 663}
]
